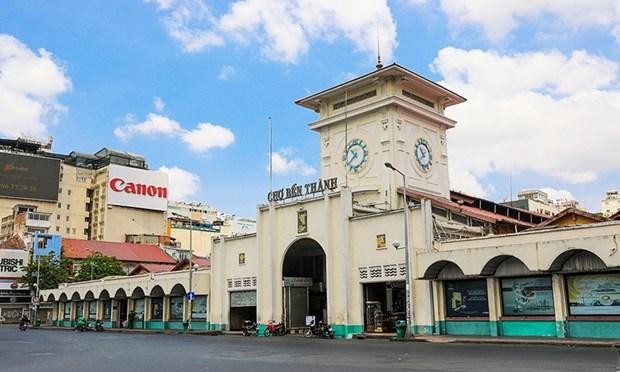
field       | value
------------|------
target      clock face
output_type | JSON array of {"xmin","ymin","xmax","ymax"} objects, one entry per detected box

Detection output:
[
  {"xmin": 343, "ymin": 138, "xmax": 369, "ymax": 173},
  {"xmin": 414, "ymin": 138, "xmax": 432, "ymax": 172}
]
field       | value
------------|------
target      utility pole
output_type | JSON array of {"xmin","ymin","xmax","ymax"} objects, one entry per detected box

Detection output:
[{"xmin": 187, "ymin": 216, "xmax": 193, "ymax": 331}]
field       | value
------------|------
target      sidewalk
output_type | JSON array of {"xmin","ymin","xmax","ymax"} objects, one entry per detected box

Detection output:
[{"xmin": 35, "ymin": 326, "xmax": 620, "ymax": 347}]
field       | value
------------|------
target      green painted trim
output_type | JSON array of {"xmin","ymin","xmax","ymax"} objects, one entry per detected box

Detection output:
[
  {"xmin": 436, "ymin": 320, "xmax": 446, "ymax": 334},
  {"xmin": 500, "ymin": 320, "xmax": 556, "ymax": 337},
  {"xmin": 166, "ymin": 321, "xmax": 186, "ymax": 330},
  {"xmin": 413, "ymin": 325, "xmax": 434, "ymax": 335},
  {"xmin": 555, "ymin": 321, "xmax": 567, "ymax": 338},
  {"xmin": 209, "ymin": 323, "xmax": 227, "ymax": 331},
  {"xmin": 489, "ymin": 320, "xmax": 500, "ymax": 337},
  {"xmin": 133, "ymin": 320, "xmax": 145, "ymax": 329},
  {"xmin": 445, "ymin": 320, "xmax": 491, "ymax": 336},
  {"xmin": 103, "ymin": 321, "xmax": 113, "ymax": 329},
  {"xmin": 568, "ymin": 321, "xmax": 620, "ymax": 339},
  {"xmin": 147, "ymin": 320, "xmax": 164, "ymax": 330},
  {"xmin": 331, "ymin": 324, "xmax": 364, "ymax": 339},
  {"xmin": 188, "ymin": 321, "xmax": 210, "ymax": 330}
]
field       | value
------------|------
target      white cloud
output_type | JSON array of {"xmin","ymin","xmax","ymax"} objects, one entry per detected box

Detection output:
[
  {"xmin": 433, "ymin": 0, "xmax": 620, "ymax": 42},
  {"xmin": 0, "ymin": 34, "xmax": 71, "ymax": 139},
  {"xmin": 270, "ymin": 147, "xmax": 317, "ymax": 176},
  {"xmin": 540, "ymin": 187, "xmax": 576, "ymax": 202},
  {"xmin": 158, "ymin": 165, "xmax": 201, "ymax": 201},
  {"xmin": 181, "ymin": 122, "xmax": 235, "ymax": 153},
  {"xmin": 217, "ymin": 65, "xmax": 236, "ymax": 81},
  {"xmin": 432, "ymin": 47, "xmax": 620, "ymax": 194},
  {"xmin": 153, "ymin": 96, "xmax": 165, "ymax": 112},
  {"xmin": 114, "ymin": 113, "xmax": 182, "ymax": 141},
  {"xmin": 146, "ymin": 0, "xmax": 397, "ymax": 64}
]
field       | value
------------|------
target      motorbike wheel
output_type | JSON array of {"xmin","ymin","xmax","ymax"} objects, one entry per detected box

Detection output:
[
  {"xmin": 304, "ymin": 328, "xmax": 312, "ymax": 338},
  {"xmin": 263, "ymin": 328, "xmax": 271, "ymax": 337},
  {"xmin": 277, "ymin": 327, "xmax": 286, "ymax": 336},
  {"xmin": 252, "ymin": 329, "xmax": 258, "ymax": 337},
  {"xmin": 242, "ymin": 329, "xmax": 248, "ymax": 336}
]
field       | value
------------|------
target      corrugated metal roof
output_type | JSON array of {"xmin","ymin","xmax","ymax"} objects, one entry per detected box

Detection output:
[{"xmin": 62, "ymin": 238, "xmax": 176, "ymax": 264}]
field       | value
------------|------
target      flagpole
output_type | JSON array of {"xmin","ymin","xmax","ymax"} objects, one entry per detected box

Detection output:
[{"xmin": 268, "ymin": 116, "xmax": 274, "ymax": 322}]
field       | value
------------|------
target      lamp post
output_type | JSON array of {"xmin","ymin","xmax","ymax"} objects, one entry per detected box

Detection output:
[
  {"xmin": 187, "ymin": 216, "xmax": 193, "ymax": 331},
  {"xmin": 384, "ymin": 162, "xmax": 413, "ymax": 338}
]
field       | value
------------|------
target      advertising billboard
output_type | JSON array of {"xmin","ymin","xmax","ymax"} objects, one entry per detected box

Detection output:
[
  {"xmin": 567, "ymin": 273, "xmax": 620, "ymax": 315},
  {"xmin": 0, "ymin": 249, "xmax": 28, "ymax": 280},
  {"xmin": 0, "ymin": 152, "xmax": 60, "ymax": 201},
  {"xmin": 107, "ymin": 164, "xmax": 168, "ymax": 211},
  {"xmin": 445, "ymin": 279, "xmax": 489, "ymax": 317},
  {"xmin": 501, "ymin": 276, "xmax": 554, "ymax": 315}
]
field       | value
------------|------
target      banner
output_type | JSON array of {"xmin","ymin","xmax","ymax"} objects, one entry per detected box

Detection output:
[
  {"xmin": 567, "ymin": 273, "xmax": 620, "ymax": 315},
  {"xmin": 501, "ymin": 276, "xmax": 554, "ymax": 315},
  {"xmin": 0, "ymin": 249, "xmax": 27, "ymax": 279},
  {"xmin": 445, "ymin": 280, "xmax": 489, "ymax": 317},
  {"xmin": 107, "ymin": 164, "xmax": 168, "ymax": 211},
  {"xmin": 0, "ymin": 152, "xmax": 60, "ymax": 201}
]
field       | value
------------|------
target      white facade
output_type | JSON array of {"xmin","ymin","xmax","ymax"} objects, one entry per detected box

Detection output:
[{"xmin": 602, "ymin": 190, "xmax": 620, "ymax": 217}]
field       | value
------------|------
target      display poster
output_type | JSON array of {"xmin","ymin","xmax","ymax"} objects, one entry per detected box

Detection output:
[
  {"xmin": 133, "ymin": 298, "xmax": 145, "ymax": 320},
  {"xmin": 567, "ymin": 273, "xmax": 620, "ymax": 315},
  {"xmin": 191, "ymin": 295, "xmax": 207, "ymax": 319},
  {"xmin": 151, "ymin": 298, "xmax": 163, "ymax": 320},
  {"xmin": 445, "ymin": 280, "xmax": 489, "ymax": 317},
  {"xmin": 169, "ymin": 297, "xmax": 184, "ymax": 319},
  {"xmin": 230, "ymin": 290, "xmax": 257, "ymax": 307},
  {"xmin": 103, "ymin": 300, "xmax": 111, "ymax": 320},
  {"xmin": 501, "ymin": 276, "xmax": 554, "ymax": 315},
  {"xmin": 0, "ymin": 152, "xmax": 60, "ymax": 201}
]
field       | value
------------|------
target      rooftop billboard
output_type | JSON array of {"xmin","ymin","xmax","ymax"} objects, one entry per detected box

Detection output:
[
  {"xmin": 107, "ymin": 164, "xmax": 169, "ymax": 211},
  {"xmin": 0, "ymin": 152, "xmax": 60, "ymax": 201}
]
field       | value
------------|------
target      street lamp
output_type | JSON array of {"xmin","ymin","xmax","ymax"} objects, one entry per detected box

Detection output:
[
  {"xmin": 187, "ymin": 216, "xmax": 193, "ymax": 331},
  {"xmin": 384, "ymin": 162, "xmax": 413, "ymax": 338}
]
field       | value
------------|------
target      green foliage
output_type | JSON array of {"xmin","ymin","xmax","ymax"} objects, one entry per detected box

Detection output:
[
  {"xmin": 74, "ymin": 253, "xmax": 125, "ymax": 282},
  {"xmin": 19, "ymin": 253, "xmax": 72, "ymax": 290}
]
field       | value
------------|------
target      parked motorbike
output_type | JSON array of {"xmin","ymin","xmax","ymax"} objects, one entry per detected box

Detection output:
[
  {"xmin": 242, "ymin": 320, "xmax": 257, "ymax": 336},
  {"xmin": 95, "ymin": 320, "xmax": 105, "ymax": 332},
  {"xmin": 263, "ymin": 320, "xmax": 286, "ymax": 336},
  {"xmin": 304, "ymin": 320, "xmax": 334, "ymax": 339},
  {"xmin": 75, "ymin": 317, "xmax": 94, "ymax": 332},
  {"xmin": 19, "ymin": 323, "xmax": 28, "ymax": 331}
]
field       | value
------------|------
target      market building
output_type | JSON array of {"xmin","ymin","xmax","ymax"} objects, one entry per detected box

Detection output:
[{"xmin": 42, "ymin": 62, "xmax": 620, "ymax": 339}]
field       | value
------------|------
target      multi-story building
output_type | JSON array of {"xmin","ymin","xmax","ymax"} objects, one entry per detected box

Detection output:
[
  {"xmin": 601, "ymin": 190, "xmax": 620, "ymax": 217},
  {"xmin": 501, "ymin": 189, "xmax": 561, "ymax": 216},
  {"xmin": 0, "ymin": 139, "xmax": 168, "ymax": 244}
]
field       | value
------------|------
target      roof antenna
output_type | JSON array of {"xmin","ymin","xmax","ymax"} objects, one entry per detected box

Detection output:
[{"xmin": 376, "ymin": 24, "xmax": 383, "ymax": 70}]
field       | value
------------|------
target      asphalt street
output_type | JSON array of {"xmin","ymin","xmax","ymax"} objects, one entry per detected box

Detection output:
[{"xmin": 0, "ymin": 326, "xmax": 617, "ymax": 372}]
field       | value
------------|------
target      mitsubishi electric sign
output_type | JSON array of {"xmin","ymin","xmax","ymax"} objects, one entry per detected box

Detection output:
[
  {"xmin": 107, "ymin": 164, "xmax": 169, "ymax": 211},
  {"xmin": 0, "ymin": 249, "xmax": 27, "ymax": 279}
]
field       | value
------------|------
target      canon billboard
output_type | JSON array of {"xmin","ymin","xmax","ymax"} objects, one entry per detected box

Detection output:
[
  {"xmin": 0, "ymin": 152, "xmax": 60, "ymax": 201},
  {"xmin": 107, "ymin": 164, "xmax": 169, "ymax": 211}
]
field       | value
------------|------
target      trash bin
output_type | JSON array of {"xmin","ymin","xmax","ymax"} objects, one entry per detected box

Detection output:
[{"xmin": 395, "ymin": 320, "xmax": 407, "ymax": 339}]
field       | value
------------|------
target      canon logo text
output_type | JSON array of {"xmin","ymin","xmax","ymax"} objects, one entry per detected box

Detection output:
[{"xmin": 109, "ymin": 177, "xmax": 168, "ymax": 199}]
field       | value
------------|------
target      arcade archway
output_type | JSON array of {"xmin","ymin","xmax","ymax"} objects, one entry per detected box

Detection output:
[{"xmin": 282, "ymin": 238, "xmax": 326, "ymax": 328}]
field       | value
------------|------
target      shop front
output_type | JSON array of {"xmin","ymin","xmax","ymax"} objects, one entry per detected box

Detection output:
[
  {"xmin": 363, "ymin": 281, "xmax": 405, "ymax": 333},
  {"xmin": 229, "ymin": 290, "xmax": 256, "ymax": 330}
]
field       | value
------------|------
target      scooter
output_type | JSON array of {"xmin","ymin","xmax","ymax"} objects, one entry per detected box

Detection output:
[
  {"xmin": 263, "ymin": 320, "xmax": 286, "ymax": 336},
  {"xmin": 95, "ymin": 320, "xmax": 105, "ymax": 332},
  {"xmin": 304, "ymin": 320, "xmax": 334, "ymax": 339},
  {"xmin": 242, "ymin": 320, "xmax": 257, "ymax": 336},
  {"xmin": 19, "ymin": 323, "xmax": 28, "ymax": 331}
]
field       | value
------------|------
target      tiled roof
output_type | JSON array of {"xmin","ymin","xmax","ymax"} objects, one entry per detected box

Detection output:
[
  {"xmin": 172, "ymin": 255, "xmax": 211, "ymax": 271},
  {"xmin": 128, "ymin": 263, "xmax": 176, "ymax": 275},
  {"xmin": 62, "ymin": 238, "xmax": 176, "ymax": 264}
]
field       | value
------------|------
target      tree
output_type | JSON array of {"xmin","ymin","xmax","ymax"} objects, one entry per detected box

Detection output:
[
  {"xmin": 74, "ymin": 253, "xmax": 125, "ymax": 282},
  {"xmin": 19, "ymin": 253, "xmax": 72, "ymax": 290}
]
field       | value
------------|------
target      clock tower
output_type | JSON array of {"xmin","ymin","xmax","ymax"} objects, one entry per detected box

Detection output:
[{"xmin": 295, "ymin": 64, "xmax": 466, "ymax": 207}]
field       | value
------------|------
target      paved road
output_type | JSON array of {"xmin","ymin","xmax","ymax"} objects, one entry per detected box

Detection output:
[{"xmin": 0, "ymin": 326, "xmax": 617, "ymax": 372}]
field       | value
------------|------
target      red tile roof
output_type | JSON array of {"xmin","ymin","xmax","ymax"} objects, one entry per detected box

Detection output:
[
  {"xmin": 172, "ymin": 255, "xmax": 211, "ymax": 271},
  {"xmin": 62, "ymin": 238, "xmax": 176, "ymax": 264},
  {"xmin": 128, "ymin": 263, "xmax": 176, "ymax": 276}
]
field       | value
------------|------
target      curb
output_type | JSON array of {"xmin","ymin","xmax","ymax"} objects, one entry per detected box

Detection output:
[{"xmin": 35, "ymin": 327, "xmax": 222, "ymax": 336}]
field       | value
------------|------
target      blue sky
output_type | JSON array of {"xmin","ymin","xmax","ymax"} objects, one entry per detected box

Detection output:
[{"xmin": 1, "ymin": 0, "xmax": 619, "ymax": 217}]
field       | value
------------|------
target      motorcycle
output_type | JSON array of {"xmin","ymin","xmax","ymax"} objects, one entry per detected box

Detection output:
[
  {"xmin": 95, "ymin": 320, "xmax": 105, "ymax": 332},
  {"xmin": 263, "ymin": 320, "xmax": 286, "ymax": 336},
  {"xmin": 75, "ymin": 317, "xmax": 94, "ymax": 332},
  {"xmin": 19, "ymin": 323, "xmax": 28, "ymax": 331},
  {"xmin": 304, "ymin": 320, "xmax": 334, "ymax": 339},
  {"xmin": 242, "ymin": 320, "xmax": 257, "ymax": 336}
]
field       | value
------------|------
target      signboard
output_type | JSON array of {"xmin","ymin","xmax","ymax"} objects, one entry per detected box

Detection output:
[
  {"xmin": 0, "ymin": 152, "xmax": 60, "ymax": 201},
  {"xmin": 267, "ymin": 177, "xmax": 338, "ymax": 202},
  {"xmin": 230, "ymin": 290, "xmax": 256, "ymax": 307},
  {"xmin": 282, "ymin": 277, "xmax": 313, "ymax": 287},
  {"xmin": 107, "ymin": 164, "xmax": 168, "ymax": 211},
  {"xmin": 567, "ymin": 273, "xmax": 620, "ymax": 315},
  {"xmin": 187, "ymin": 291, "xmax": 195, "ymax": 301},
  {"xmin": 0, "ymin": 250, "xmax": 28, "ymax": 279},
  {"xmin": 501, "ymin": 276, "xmax": 554, "ymax": 315},
  {"xmin": 445, "ymin": 279, "xmax": 489, "ymax": 317},
  {"xmin": 191, "ymin": 296, "xmax": 207, "ymax": 319}
]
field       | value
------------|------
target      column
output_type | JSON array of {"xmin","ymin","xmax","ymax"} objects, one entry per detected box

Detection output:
[
  {"xmin": 144, "ymin": 297, "xmax": 151, "ymax": 328},
  {"xmin": 551, "ymin": 274, "xmax": 568, "ymax": 338},
  {"xmin": 486, "ymin": 278, "xmax": 501, "ymax": 337},
  {"xmin": 163, "ymin": 296, "xmax": 170, "ymax": 329},
  {"xmin": 431, "ymin": 281, "xmax": 445, "ymax": 335}
]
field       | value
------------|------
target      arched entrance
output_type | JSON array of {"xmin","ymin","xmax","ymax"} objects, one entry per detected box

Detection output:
[{"xmin": 282, "ymin": 238, "xmax": 326, "ymax": 329}]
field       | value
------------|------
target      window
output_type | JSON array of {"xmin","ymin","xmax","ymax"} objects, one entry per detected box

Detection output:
[
  {"xmin": 567, "ymin": 273, "xmax": 620, "ymax": 315},
  {"xmin": 133, "ymin": 299, "xmax": 145, "ymax": 321},
  {"xmin": 75, "ymin": 301, "xmax": 84, "ymax": 320},
  {"xmin": 66, "ymin": 228, "xmax": 70, "ymax": 234},
  {"xmin": 58, "ymin": 187, "xmax": 62, "ymax": 194},
  {"xmin": 192, "ymin": 296, "xmax": 207, "ymax": 319},
  {"xmin": 72, "ymin": 228, "xmax": 76, "ymax": 234},
  {"xmin": 151, "ymin": 298, "xmax": 163, "ymax": 320},
  {"xmin": 57, "ymin": 203, "xmax": 62, "ymax": 208},
  {"xmin": 66, "ymin": 204, "xmax": 71, "ymax": 210},
  {"xmin": 57, "ymin": 214, "xmax": 60, "ymax": 220},
  {"xmin": 63, "ymin": 302, "xmax": 72, "ymax": 320},
  {"xmin": 501, "ymin": 276, "xmax": 554, "ymax": 316},
  {"xmin": 56, "ymin": 226, "xmax": 60, "ymax": 232},
  {"xmin": 451, "ymin": 212, "xmax": 468, "ymax": 225},
  {"xmin": 88, "ymin": 301, "xmax": 97, "ymax": 320},
  {"xmin": 103, "ymin": 300, "xmax": 111, "ymax": 320},
  {"xmin": 169, "ymin": 297, "xmax": 184, "ymax": 320},
  {"xmin": 66, "ymin": 216, "xmax": 70, "ymax": 222},
  {"xmin": 444, "ymin": 279, "xmax": 489, "ymax": 317},
  {"xmin": 68, "ymin": 189, "xmax": 72, "ymax": 196}
]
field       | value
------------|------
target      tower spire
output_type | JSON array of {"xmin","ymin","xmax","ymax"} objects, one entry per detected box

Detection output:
[{"xmin": 376, "ymin": 24, "xmax": 383, "ymax": 70}]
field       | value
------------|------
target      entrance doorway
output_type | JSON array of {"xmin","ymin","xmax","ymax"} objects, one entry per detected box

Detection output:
[
  {"xmin": 229, "ymin": 290, "xmax": 256, "ymax": 330},
  {"xmin": 282, "ymin": 238, "xmax": 326, "ymax": 329},
  {"xmin": 363, "ymin": 281, "xmax": 405, "ymax": 332}
]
